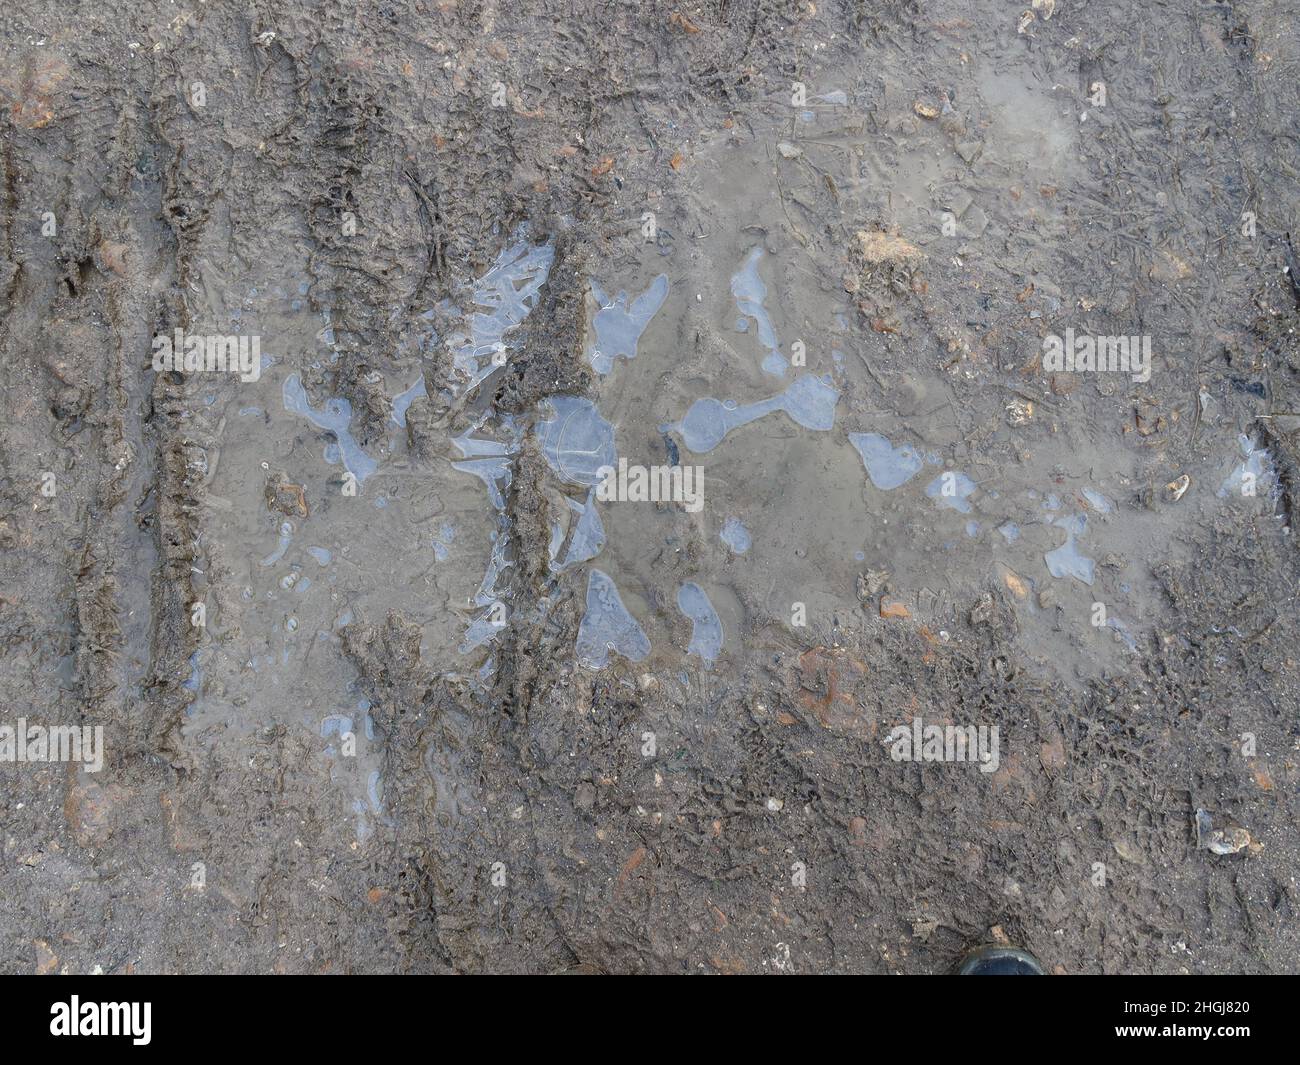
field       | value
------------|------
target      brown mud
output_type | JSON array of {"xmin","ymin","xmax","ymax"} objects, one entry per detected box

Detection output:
[{"xmin": 2, "ymin": 1, "xmax": 1299, "ymax": 973}]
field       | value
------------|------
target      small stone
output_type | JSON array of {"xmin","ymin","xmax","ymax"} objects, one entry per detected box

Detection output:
[
  {"xmin": 34, "ymin": 939, "xmax": 58, "ymax": 975},
  {"xmin": 265, "ymin": 472, "xmax": 309, "ymax": 518},
  {"xmin": 880, "ymin": 599, "xmax": 911, "ymax": 619}
]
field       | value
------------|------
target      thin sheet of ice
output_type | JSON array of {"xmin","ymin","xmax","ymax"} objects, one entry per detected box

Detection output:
[
  {"xmin": 677, "ymin": 582, "xmax": 723, "ymax": 667},
  {"xmin": 283, "ymin": 374, "xmax": 378, "ymax": 482},
  {"xmin": 261, "ymin": 521, "xmax": 294, "ymax": 567},
  {"xmin": 1080, "ymin": 487, "xmax": 1114, "ymax": 514},
  {"xmin": 432, "ymin": 521, "xmax": 455, "ymax": 561},
  {"xmin": 391, "ymin": 374, "xmax": 427, "ymax": 427},
  {"xmin": 588, "ymin": 274, "xmax": 669, "ymax": 374},
  {"xmin": 731, "ymin": 247, "xmax": 787, "ymax": 376},
  {"xmin": 452, "ymin": 418, "xmax": 521, "ymax": 654},
  {"xmin": 576, "ymin": 569, "xmax": 650, "ymax": 669},
  {"xmin": 446, "ymin": 226, "xmax": 554, "ymax": 392},
  {"xmin": 663, "ymin": 374, "xmax": 839, "ymax": 453},
  {"xmin": 720, "ymin": 517, "xmax": 751, "ymax": 554},
  {"xmin": 1044, "ymin": 513, "xmax": 1095, "ymax": 585},
  {"xmin": 924, "ymin": 471, "xmax": 977, "ymax": 513},
  {"xmin": 537, "ymin": 396, "xmax": 618, "ymax": 486},
  {"xmin": 551, "ymin": 489, "xmax": 606, "ymax": 571},
  {"xmin": 849, "ymin": 433, "xmax": 924, "ymax": 490},
  {"xmin": 451, "ymin": 418, "xmax": 519, "ymax": 510},
  {"xmin": 1107, "ymin": 617, "xmax": 1138, "ymax": 653}
]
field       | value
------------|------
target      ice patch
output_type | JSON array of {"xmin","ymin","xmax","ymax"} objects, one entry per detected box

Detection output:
[
  {"xmin": 731, "ymin": 247, "xmax": 787, "ymax": 376},
  {"xmin": 677, "ymin": 582, "xmax": 723, "ymax": 667},
  {"xmin": 1081, "ymin": 487, "xmax": 1114, "ymax": 514},
  {"xmin": 588, "ymin": 274, "xmax": 669, "ymax": 374},
  {"xmin": 663, "ymin": 374, "xmax": 839, "ymax": 453},
  {"xmin": 1044, "ymin": 513, "xmax": 1096, "ymax": 585},
  {"xmin": 576, "ymin": 569, "xmax": 650, "ymax": 669},
  {"xmin": 849, "ymin": 432, "xmax": 924, "ymax": 490},
  {"xmin": 924, "ymin": 471, "xmax": 977, "ymax": 514},
  {"xmin": 282, "ymin": 374, "xmax": 378, "ymax": 483},
  {"xmin": 537, "ymin": 396, "xmax": 618, "ymax": 486},
  {"xmin": 1218, "ymin": 434, "xmax": 1274, "ymax": 499},
  {"xmin": 261, "ymin": 521, "xmax": 294, "ymax": 567},
  {"xmin": 720, "ymin": 517, "xmax": 751, "ymax": 554},
  {"xmin": 446, "ymin": 227, "xmax": 554, "ymax": 392}
]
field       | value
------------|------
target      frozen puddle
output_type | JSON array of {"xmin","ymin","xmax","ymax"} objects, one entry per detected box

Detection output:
[
  {"xmin": 677, "ymin": 582, "xmax": 723, "ymax": 667},
  {"xmin": 849, "ymin": 432, "xmax": 924, "ymax": 490},
  {"xmin": 663, "ymin": 374, "xmax": 839, "ymax": 453},
  {"xmin": 1044, "ymin": 513, "xmax": 1096, "ymax": 585},
  {"xmin": 576, "ymin": 569, "xmax": 650, "ymax": 669},
  {"xmin": 283, "ymin": 374, "xmax": 378, "ymax": 483},
  {"xmin": 538, "ymin": 396, "xmax": 618, "ymax": 485},
  {"xmin": 588, "ymin": 275, "xmax": 669, "ymax": 374},
  {"xmin": 731, "ymin": 247, "xmax": 787, "ymax": 376},
  {"xmin": 446, "ymin": 226, "xmax": 554, "ymax": 393}
]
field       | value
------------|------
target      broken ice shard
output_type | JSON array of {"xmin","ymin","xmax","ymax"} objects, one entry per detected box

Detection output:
[
  {"xmin": 446, "ymin": 226, "xmax": 554, "ymax": 393},
  {"xmin": 550, "ymin": 488, "xmax": 606, "ymax": 571}
]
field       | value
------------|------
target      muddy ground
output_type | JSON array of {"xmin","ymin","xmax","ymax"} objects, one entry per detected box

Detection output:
[{"xmin": 2, "ymin": 0, "xmax": 1299, "ymax": 974}]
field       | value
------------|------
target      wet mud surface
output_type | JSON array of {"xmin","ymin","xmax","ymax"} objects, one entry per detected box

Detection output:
[{"xmin": 3, "ymin": 0, "xmax": 1300, "ymax": 973}]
